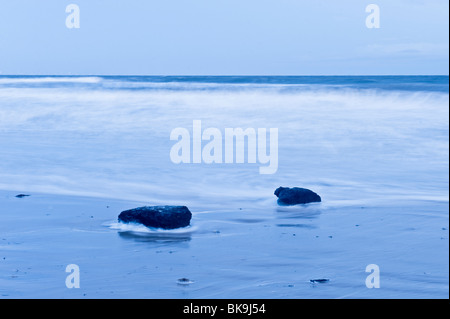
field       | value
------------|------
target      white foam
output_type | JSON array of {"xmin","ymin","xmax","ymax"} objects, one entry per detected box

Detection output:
[
  {"xmin": 0, "ymin": 77, "xmax": 102, "ymax": 84},
  {"xmin": 104, "ymin": 221, "xmax": 198, "ymax": 234},
  {"xmin": 0, "ymin": 82, "xmax": 447, "ymax": 204}
]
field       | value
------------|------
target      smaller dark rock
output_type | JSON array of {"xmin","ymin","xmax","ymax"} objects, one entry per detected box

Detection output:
[
  {"xmin": 274, "ymin": 187, "xmax": 321, "ymax": 205},
  {"xmin": 118, "ymin": 205, "xmax": 192, "ymax": 230},
  {"xmin": 177, "ymin": 278, "xmax": 193, "ymax": 285},
  {"xmin": 178, "ymin": 278, "xmax": 190, "ymax": 282},
  {"xmin": 310, "ymin": 279, "xmax": 330, "ymax": 284},
  {"xmin": 15, "ymin": 194, "xmax": 30, "ymax": 198}
]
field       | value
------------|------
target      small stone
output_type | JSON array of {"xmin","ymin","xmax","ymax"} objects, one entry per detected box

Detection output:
[
  {"xmin": 15, "ymin": 194, "xmax": 30, "ymax": 198},
  {"xmin": 177, "ymin": 278, "xmax": 194, "ymax": 285},
  {"xmin": 310, "ymin": 279, "xmax": 330, "ymax": 284}
]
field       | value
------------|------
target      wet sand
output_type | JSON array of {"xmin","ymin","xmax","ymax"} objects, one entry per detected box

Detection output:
[{"xmin": 0, "ymin": 190, "xmax": 447, "ymax": 299}]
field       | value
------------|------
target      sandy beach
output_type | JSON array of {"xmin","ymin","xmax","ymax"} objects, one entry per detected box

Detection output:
[{"xmin": 0, "ymin": 189, "xmax": 447, "ymax": 299}]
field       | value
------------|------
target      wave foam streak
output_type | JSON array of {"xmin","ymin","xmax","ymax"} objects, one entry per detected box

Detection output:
[{"xmin": 0, "ymin": 77, "xmax": 448, "ymax": 205}]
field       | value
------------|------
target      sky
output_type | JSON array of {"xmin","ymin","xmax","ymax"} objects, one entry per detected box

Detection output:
[{"xmin": 0, "ymin": 0, "xmax": 448, "ymax": 75}]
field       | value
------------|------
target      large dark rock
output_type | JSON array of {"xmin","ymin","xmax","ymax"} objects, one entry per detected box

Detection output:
[
  {"xmin": 274, "ymin": 187, "xmax": 321, "ymax": 205},
  {"xmin": 118, "ymin": 205, "xmax": 192, "ymax": 229}
]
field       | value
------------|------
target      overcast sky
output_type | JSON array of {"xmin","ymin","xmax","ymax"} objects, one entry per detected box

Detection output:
[{"xmin": 0, "ymin": 0, "xmax": 448, "ymax": 75}]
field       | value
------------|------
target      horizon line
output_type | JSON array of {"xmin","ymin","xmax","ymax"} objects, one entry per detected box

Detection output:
[{"xmin": 0, "ymin": 74, "xmax": 449, "ymax": 77}]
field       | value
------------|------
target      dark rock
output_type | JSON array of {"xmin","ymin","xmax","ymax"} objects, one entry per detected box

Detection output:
[
  {"xmin": 15, "ymin": 194, "xmax": 30, "ymax": 198},
  {"xmin": 118, "ymin": 205, "xmax": 192, "ymax": 229},
  {"xmin": 177, "ymin": 278, "xmax": 194, "ymax": 285},
  {"xmin": 178, "ymin": 278, "xmax": 190, "ymax": 283},
  {"xmin": 310, "ymin": 279, "xmax": 330, "ymax": 284},
  {"xmin": 274, "ymin": 187, "xmax": 321, "ymax": 205}
]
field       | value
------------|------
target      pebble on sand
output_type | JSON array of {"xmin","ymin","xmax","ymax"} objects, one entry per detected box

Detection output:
[{"xmin": 15, "ymin": 194, "xmax": 30, "ymax": 198}]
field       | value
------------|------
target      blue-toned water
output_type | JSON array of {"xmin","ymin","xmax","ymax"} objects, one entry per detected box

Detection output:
[
  {"xmin": 0, "ymin": 75, "xmax": 448, "ymax": 92},
  {"xmin": 0, "ymin": 76, "xmax": 448, "ymax": 298},
  {"xmin": 0, "ymin": 76, "xmax": 448, "ymax": 201}
]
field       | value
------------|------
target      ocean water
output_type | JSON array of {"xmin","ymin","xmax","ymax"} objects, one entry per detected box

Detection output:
[
  {"xmin": 0, "ymin": 76, "xmax": 448, "ymax": 202},
  {"xmin": 0, "ymin": 76, "xmax": 448, "ymax": 298}
]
